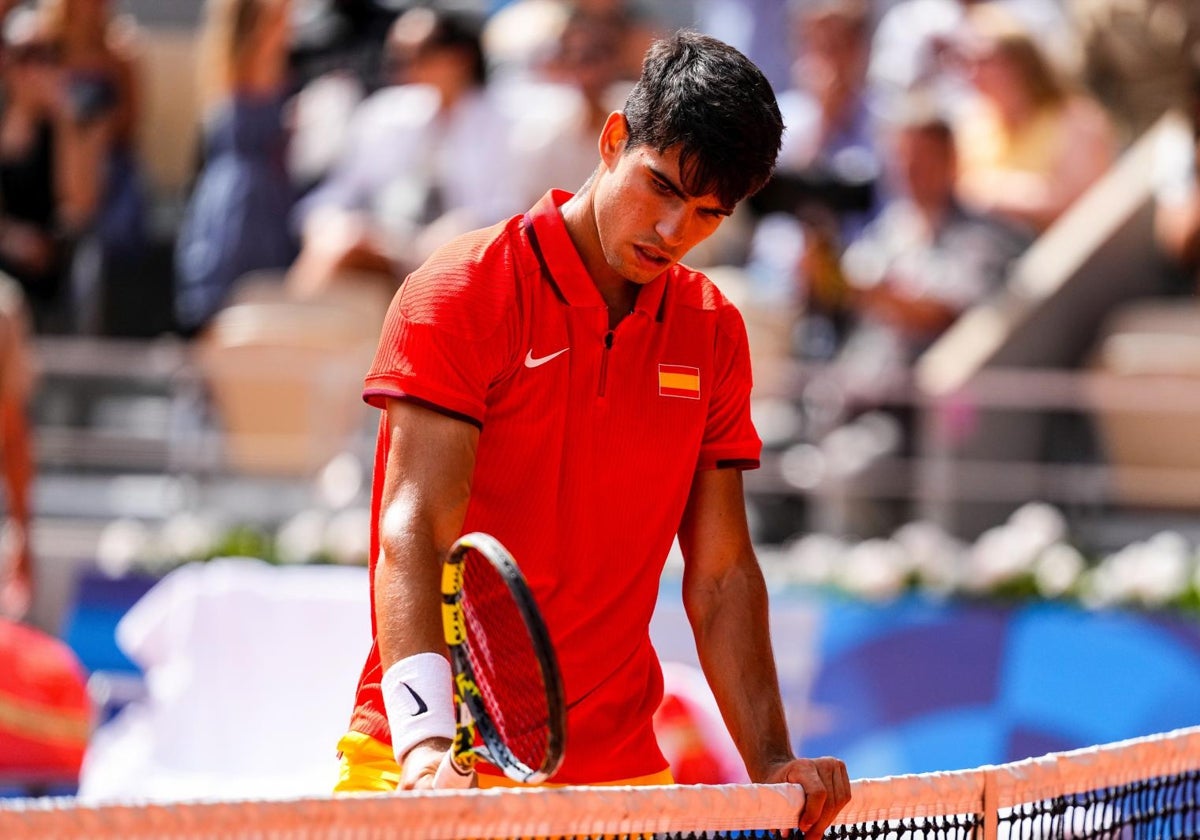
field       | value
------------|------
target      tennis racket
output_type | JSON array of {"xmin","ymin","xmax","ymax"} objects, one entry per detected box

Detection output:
[{"xmin": 433, "ymin": 532, "xmax": 566, "ymax": 788}]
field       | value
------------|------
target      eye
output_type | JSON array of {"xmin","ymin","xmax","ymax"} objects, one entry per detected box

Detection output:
[{"xmin": 651, "ymin": 177, "xmax": 673, "ymax": 195}]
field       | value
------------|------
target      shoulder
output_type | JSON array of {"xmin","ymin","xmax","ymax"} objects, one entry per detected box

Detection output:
[
  {"xmin": 395, "ymin": 215, "xmax": 528, "ymax": 336},
  {"xmin": 667, "ymin": 265, "xmax": 748, "ymax": 339}
]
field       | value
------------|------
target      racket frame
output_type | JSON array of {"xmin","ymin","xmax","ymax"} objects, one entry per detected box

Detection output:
[{"xmin": 441, "ymin": 531, "xmax": 566, "ymax": 784}]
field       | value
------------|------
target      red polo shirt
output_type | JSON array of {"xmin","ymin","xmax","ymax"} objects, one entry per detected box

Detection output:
[{"xmin": 350, "ymin": 190, "xmax": 761, "ymax": 784}]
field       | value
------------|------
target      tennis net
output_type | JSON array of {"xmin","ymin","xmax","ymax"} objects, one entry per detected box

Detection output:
[{"xmin": 2, "ymin": 726, "xmax": 1198, "ymax": 839}]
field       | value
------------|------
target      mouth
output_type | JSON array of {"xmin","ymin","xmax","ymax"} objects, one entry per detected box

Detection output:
[{"xmin": 633, "ymin": 244, "xmax": 671, "ymax": 270}]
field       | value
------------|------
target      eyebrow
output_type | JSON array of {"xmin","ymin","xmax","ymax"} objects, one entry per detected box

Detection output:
[{"xmin": 647, "ymin": 164, "xmax": 733, "ymax": 216}]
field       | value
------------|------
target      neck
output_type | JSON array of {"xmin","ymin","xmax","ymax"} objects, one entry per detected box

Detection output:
[{"xmin": 560, "ymin": 186, "xmax": 639, "ymax": 321}]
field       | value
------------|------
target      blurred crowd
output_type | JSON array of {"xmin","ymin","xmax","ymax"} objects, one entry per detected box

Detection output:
[
  {"xmin": 3, "ymin": 0, "xmax": 1194, "ymax": 336},
  {"xmin": 2, "ymin": 0, "xmax": 1200, "ymax": 611}
]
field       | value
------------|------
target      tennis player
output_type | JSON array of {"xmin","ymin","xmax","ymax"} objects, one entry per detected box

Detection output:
[{"xmin": 337, "ymin": 28, "xmax": 851, "ymax": 837}]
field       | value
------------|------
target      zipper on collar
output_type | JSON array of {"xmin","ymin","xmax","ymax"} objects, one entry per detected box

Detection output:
[{"xmin": 598, "ymin": 330, "xmax": 614, "ymax": 397}]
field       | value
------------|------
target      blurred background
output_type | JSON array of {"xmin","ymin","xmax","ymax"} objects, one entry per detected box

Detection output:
[{"xmin": 3, "ymin": 0, "xmax": 1200, "ymax": 806}]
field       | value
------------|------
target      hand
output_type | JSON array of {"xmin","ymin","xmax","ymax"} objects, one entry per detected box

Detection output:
[
  {"xmin": 762, "ymin": 756, "xmax": 851, "ymax": 839},
  {"xmin": 396, "ymin": 737, "xmax": 454, "ymax": 790}
]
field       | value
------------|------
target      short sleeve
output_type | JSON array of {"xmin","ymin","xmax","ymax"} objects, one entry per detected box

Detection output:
[
  {"xmin": 362, "ymin": 226, "xmax": 518, "ymax": 425},
  {"xmin": 696, "ymin": 303, "xmax": 761, "ymax": 471}
]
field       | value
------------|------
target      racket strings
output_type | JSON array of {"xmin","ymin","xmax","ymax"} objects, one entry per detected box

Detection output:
[{"xmin": 461, "ymin": 553, "xmax": 553, "ymax": 771}]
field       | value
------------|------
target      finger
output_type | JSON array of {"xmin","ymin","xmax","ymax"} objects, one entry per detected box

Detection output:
[
  {"xmin": 798, "ymin": 778, "xmax": 827, "ymax": 836},
  {"xmin": 432, "ymin": 750, "xmax": 475, "ymax": 789},
  {"xmin": 398, "ymin": 753, "xmax": 441, "ymax": 790},
  {"xmin": 832, "ymin": 760, "xmax": 852, "ymax": 810},
  {"xmin": 806, "ymin": 813, "xmax": 835, "ymax": 840},
  {"xmin": 807, "ymin": 760, "xmax": 852, "ymax": 839},
  {"xmin": 407, "ymin": 770, "xmax": 437, "ymax": 791}
]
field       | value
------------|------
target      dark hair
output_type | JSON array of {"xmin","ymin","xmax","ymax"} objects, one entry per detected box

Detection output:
[
  {"xmin": 390, "ymin": 6, "xmax": 487, "ymax": 87},
  {"xmin": 890, "ymin": 89, "xmax": 956, "ymax": 148},
  {"xmin": 622, "ymin": 30, "xmax": 783, "ymax": 207}
]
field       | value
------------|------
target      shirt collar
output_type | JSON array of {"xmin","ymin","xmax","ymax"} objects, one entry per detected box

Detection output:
[{"xmin": 525, "ymin": 189, "xmax": 669, "ymax": 319}]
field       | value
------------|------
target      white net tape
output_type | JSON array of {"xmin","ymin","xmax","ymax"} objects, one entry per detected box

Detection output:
[{"xmin": 2, "ymin": 726, "xmax": 1199, "ymax": 839}]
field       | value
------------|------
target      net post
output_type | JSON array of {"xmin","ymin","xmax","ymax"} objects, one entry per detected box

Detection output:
[{"xmin": 982, "ymin": 767, "xmax": 1000, "ymax": 840}]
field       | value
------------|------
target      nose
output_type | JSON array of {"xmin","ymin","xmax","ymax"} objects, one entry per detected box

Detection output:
[{"xmin": 655, "ymin": 203, "xmax": 689, "ymax": 248}]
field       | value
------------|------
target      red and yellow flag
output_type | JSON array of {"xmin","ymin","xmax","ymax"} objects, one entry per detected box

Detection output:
[{"xmin": 658, "ymin": 364, "xmax": 700, "ymax": 399}]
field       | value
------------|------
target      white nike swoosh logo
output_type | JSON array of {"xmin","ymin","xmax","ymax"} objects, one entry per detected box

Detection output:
[{"xmin": 524, "ymin": 348, "xmax": 569, "ymax": 368}]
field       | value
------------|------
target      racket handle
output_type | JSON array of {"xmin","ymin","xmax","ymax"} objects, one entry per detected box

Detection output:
[{"xmin": 433, "ymin": 750, "xmax": 476, "ymax": 789}]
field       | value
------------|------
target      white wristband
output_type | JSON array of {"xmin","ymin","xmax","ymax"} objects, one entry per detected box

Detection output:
[{"xmin": 381, "ymin": 653, "xmax": 456, "ymax": 765}]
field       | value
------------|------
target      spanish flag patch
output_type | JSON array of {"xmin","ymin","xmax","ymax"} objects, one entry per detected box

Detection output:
[{"xmin": 658, "ymin": 364, "xmax": 701, "ymax": 399}]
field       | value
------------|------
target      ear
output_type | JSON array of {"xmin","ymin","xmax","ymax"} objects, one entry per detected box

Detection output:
[{"xmin": 598, "ymin": 111, "xmax": 629, "ymax": 170}]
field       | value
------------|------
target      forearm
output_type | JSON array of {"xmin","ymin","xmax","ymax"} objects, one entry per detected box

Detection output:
[
  {"xmin": 859, "ymin": 284, "xmax": 958, "ymax": 338},
  {"xmin": 684, "ymin": 557, "xmax": 793, "ymax": 781},
  {"xmin": 371, "ymin": 401, "xmax": 477, "ymax": 779},
  {"xmin": 374, "ymin": 509, "xmax": 456, "ymax": 669},
  {"xmin": 0, "ymin": 402, "xmax": 32, "ymax": 545},
  {"xmin": 373, "ymin": 397, "xmax": 476, "ymax": 694}
]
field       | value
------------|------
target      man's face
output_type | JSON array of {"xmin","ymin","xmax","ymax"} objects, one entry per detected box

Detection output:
[
  {"xmin": 592, "ymin": 117, "xmax": 733, "ymax": 285},
  {"xmin": 896, "ymin": 127, "xmax": 955, "ymax": 208}
]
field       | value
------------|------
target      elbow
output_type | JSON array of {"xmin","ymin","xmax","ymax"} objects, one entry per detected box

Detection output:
[
  {"xmin": 683, "ymin": 558, "xmax": 761, "ymax": 627},
  {"xmin": 377, "ymin": 481, "xmax": 471, "ymax": 571}
]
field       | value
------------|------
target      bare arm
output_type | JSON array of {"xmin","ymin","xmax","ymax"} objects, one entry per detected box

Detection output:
[
  {"xmin": 0, "ymin": 300, "xmax": 32, "ymax": 620},
  {"xmin": 679, "ymin": 468, "xmax": 850, "ymax": 835},
  {"xmin": 0, "ymin": 391, "xmax": 33, "ymax": 551},
  {"xmin": 375, "ymin": 397, "xmax": 478, "ymax": 787},
  {"xmin": 0, "ymin": 389, "xmax": 32, "ymax": 620},
  {"xmin": 53, "ymin": 105, "xmax": 114, "ymax": 234},
  {"xmin": 853, "ymin": 281, "xmax": 960, "ymax": 339}
]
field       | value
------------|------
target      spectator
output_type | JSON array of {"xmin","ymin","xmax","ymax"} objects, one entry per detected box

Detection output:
[
  {"xmin": 37, "ymin": 0, "xmax": 147, "ymax": 333},
  {"xmin": 951, "ymin": 6, "xmax": 1117, "ymax": 235},
  {"xmin": 695, "ymin": 0, "xmax": 792, "ymax": 94},
  {"xmin": 869, "ymin": 0, "xmax": 1076, "ymax": 110},
  {"xmin": 0, "ymin": 7, "xmax": 66, "ymax": 330},
  {"xmin": 773, "ymin": 0, "xmax": 881, "ymax": 221},
  {"xmin": 484, "ymin": 0, "xmax": 661, "ymax": 89},
  {"xmin": 747, "ymin": 0, "xmax": 884, "ymax": 362},
  {"xmin": 832, "ymin": 100, "xmax": 1031, "ymax": 406},
  {"xmin": 1071, "ymin": 0, "xmax": 1200, "ymax": 147},
  {"xmin": 797, "ymin": 99, "xmax": 1030, "ymax": 536},
  {"xmin": 509, "ymin": 9, "xmax": 630, "ymax": 206},
  {"xmin": 174, "ymin": 0, "xmax": 297, "ymax": 336},
  {"xmin": 288, "ymin": 6, "xmax": 522, "ymax": 297},
  {"xmin": 569, "ymin": 0, "xmax": 660, "ymax": 82},
  {"xmin": 1154, "ymin": 51, "xmax": 1200, "ymax": 285},
  {"xmin": 0, "ymin": 277, "xmax": 36, "ymax": 622}
]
